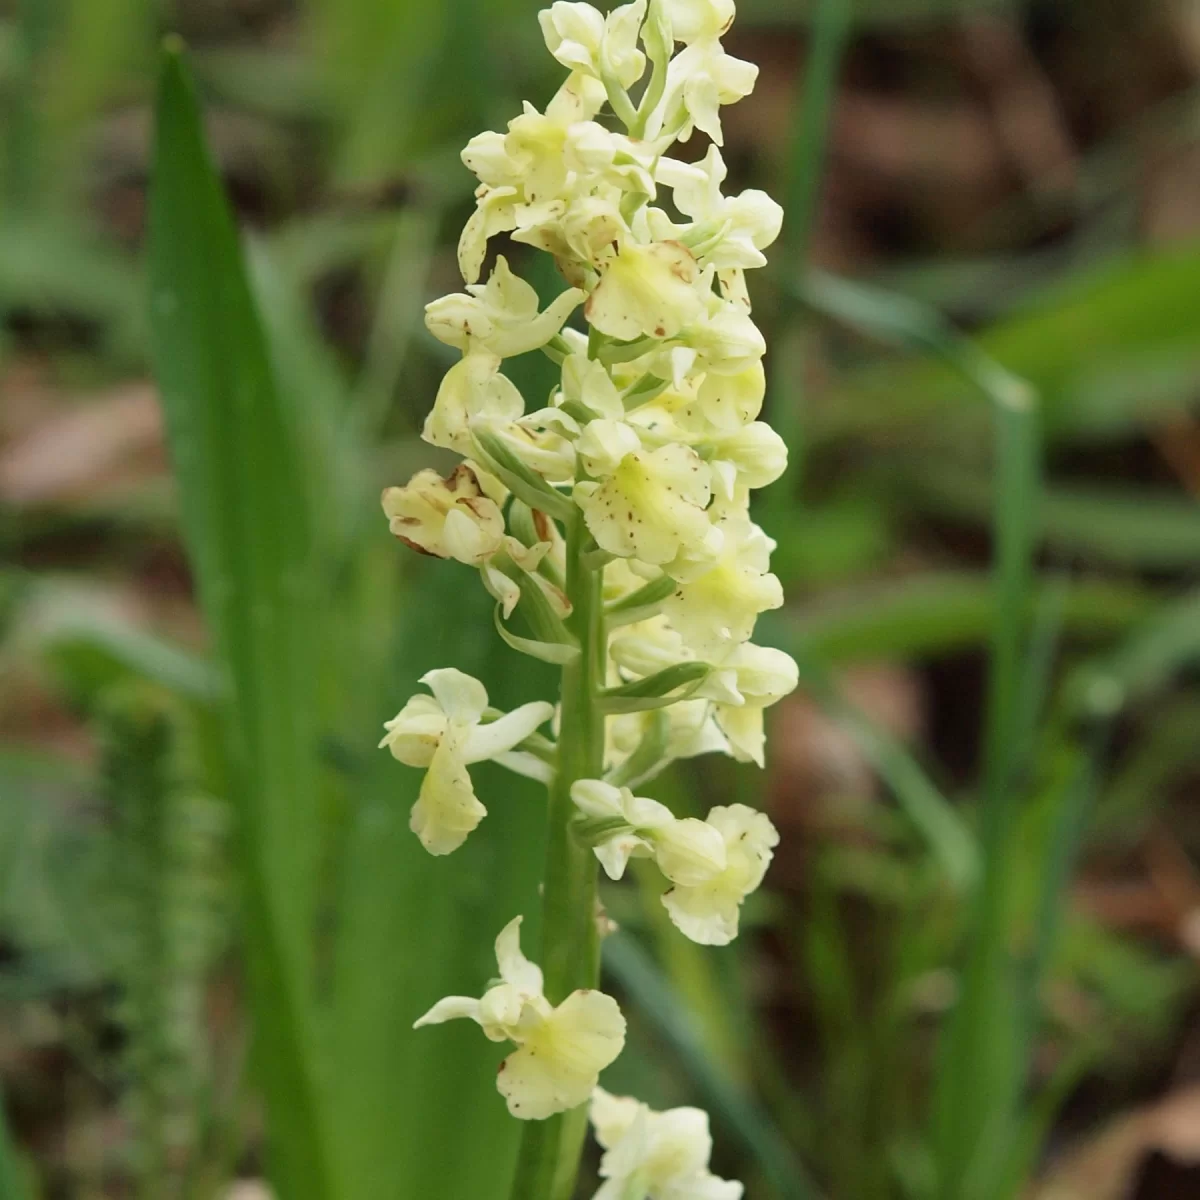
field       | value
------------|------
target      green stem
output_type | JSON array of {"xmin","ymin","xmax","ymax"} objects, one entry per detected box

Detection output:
[
  {"xmin": 933, "ymin": 392, "xmax": 1040, "ymax": 1199},
  {"xmin": 508, "ymin": 506, "xmax": 606, "ymax": 1200},
  {"xmin": 0, "ymin": 1088, "xmax": 31, "ymax": 1200},
  {"xmin": 765, "ymin": 0, "xmax": 852, "ymax": 515}
]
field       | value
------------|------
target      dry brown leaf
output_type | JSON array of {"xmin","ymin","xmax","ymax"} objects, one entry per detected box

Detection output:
[{"xmin": 0, "ymin": 382, "xmax": 163, "ymax": 507}]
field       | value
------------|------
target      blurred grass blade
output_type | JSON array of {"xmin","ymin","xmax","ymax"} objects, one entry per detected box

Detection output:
[
  {"xmin": 1006, "ymin": 734, "xmax": 1104, "ymax": 1159},
  {"xmin": 41, "ymin": 615, "xmax": 220, "ymax": 706},
  {"xmin": 305, "ymin": 0, "xmax": 449, "ymax": 180},
  {"xmin": 147, "ymin": 43, "xmax": 335, "ymax": 1200},
  {"xmin": 990, "ymin": 589, "xmax": 1200, "ymax": 1195},
  {"xmin": 603, "ymin": 932, "xmax": 824, "ymax": 1200},
  {"xmin": 767, "ymin": 0, "xmax": 851, "ymax": 500},
  {"xmin": 44, "ymin": 0, "xmax": 151, "ymax": 209},
  {"xmin": 798, "ymin": 268, "xmax": 1030, "ymax": 411},
  {"xmin": 781, "ymin": 6, "xmax": 852, "ymax": 276},
  {"xmin": 782, "ymin": 640, "xmax": 978, "ymax": 889},
  {"xmin": 784, "ymin": 571, "xmax": 1153, "ymax": 664},
  {"xmin": 0, "ymin": 1093, "xmax": 31, "ymax": 1200},
  {"xmin": 815, "ymin": 245, "xmax": 1200, "ymax": 444},
  {"xmin": 1068, "ymin": 587, "xmax": 1200, "ymax": 716},
  {"xmin": 1006, "ymin": 576, "xmax": 1069, "ymax": 796},
  {"xmin": 934, "ymin": 387, "xmax": 1041, "ymax": 1199},
  {"xmin": 353, "ymin": 207, "xmax": 441, "ymax": 441},
  {"xmin": 247, "ymin": 238, "xmax": 365, "ymax": 558},
  {"xmin": 908, "ymin": 473, "xmax": 1200, "ymax": 569}
]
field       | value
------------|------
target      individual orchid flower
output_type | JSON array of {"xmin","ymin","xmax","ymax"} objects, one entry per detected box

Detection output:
[
  {"xmin": 381, "ymin": 464, "xmax": 505, "ymax": 566},
  {"xmin": 513, "ymin": 194, "xmax": 633, "ymax": 287},
  {"xmin": 652, "ymin": 37, "xmax": 757, "ymax": 145},
  {"xmin": 621, "ymin": 364, "xmax": 760, "ymax": 444},
  {"xmin": 380, "ymin": 670, "xmax": 554, "ymax": 854},
  {"xmin": 700, "ymin": 642, "xmax": 799, "ymax": 766},
  {"xmin": 422, "ymin": 351, "xmax": 524, "ymax": 456},
  {"xmin": 571, "ymin": 778, "xmax": 726, "ymax": 883},
  {"xmin": 574, "ymin": 442, "xmax": 721, "ymax": 566},
  {"xmin": 684, "ymin": 300, "xmax": 767, "ymax": 375},
  {"xmin": 461, "ymin": 75, "xmax": 606, "ymax": 192},
  {"xmin": 695, "ymin": 362, "xmax": 765, "ymax": 429},
  {"xmin": 585, "ymin": 240, "xmax": 706, "ymax": 341},
  {"xmin": 561, "ymin": 353, "xmax": 627, "ymax": 419},
  {"xmin": 621, "ymin": 391, "xmax": 784, "ymax": 503},
  {"xmin": 705, "ymin": 421, "xmax": 788, "ymax": 501},
  {"xmin": 540, "ymin": 0, "xmax": 648, "ymax": 89},
  {"xmin": 414, "ymin": 917, "xmax": 626, "ymax": 1118},
  {"xmin": 589, "ymin": 1088, "xmax": 744, "ymax": 1200},
  {"xmin": 457, "ymin": 74, "xmax": 611, "ymax": 281},
  {"xmin": 663, "ymin": 513, "xmax": 782, "ymax": 654},
  {"xmin": 661, "ymin": 804, "xmax": 779, "ymax": 945},
  {"xmin": 425, "ymin": 256, "xmax": 583, "ymax": 359},
  {"xmin": 576, "ymin": 418, "xmax": 643, "ymax": 476},
  {"xmin": 485, "ymin": 405, "xmax": 581, "ymax": 482},
  {"xmin": 565, "ymin": 122, "xmax": 658, "ymax": 198},
  {"xmin": 654, "ymin": 144, "xmax": 783, "ymax": 269}
]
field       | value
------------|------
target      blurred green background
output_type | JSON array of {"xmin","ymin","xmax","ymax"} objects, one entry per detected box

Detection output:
[{"xmin": 2, "ymin": 0, "xmax": 1200, "ymax": 1198}]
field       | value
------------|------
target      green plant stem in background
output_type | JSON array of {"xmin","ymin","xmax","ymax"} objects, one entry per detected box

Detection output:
[
  {"xmin": 147, "ymin": 45, "xmax": 336, "ymax": 1200},
  {"xmin": 0, "ymin": 1091, "xmax": 29, "ymax": 1200},
  {"xmin": 767, "ymin": 0, "xmax": 852, "ymax": 502},
  {"xmin": 786, "ymin": 644, "xmax": 979, "ymax": 890},
  {"xmin": 934, "ymin": 387, "xmax": 1041, "ymax": 1200},
  {"xmin": 508, "ymin": 508, "xmax": 605, "ymax": 1200}
]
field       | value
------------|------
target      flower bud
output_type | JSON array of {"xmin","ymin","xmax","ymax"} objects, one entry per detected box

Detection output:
[{"xmin": 425, "ymin": 256, "xmax": 583, "ymax": 358}]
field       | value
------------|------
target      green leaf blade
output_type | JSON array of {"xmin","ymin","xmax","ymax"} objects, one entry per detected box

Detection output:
[{"xmin": 146, "ymin": 43, "xmax": 334, "ymax": 1200}]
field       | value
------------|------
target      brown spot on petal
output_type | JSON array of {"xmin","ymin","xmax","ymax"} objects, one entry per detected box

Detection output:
[
  {"xmin": 448, "ymin": 462, "xmax": 484, "ymax": 495},
  {"xmin": 397, "ymin": 536, "xmax": 443, "ymax": 558}
]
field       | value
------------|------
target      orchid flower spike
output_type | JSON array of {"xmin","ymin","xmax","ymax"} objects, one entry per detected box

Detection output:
[{"xmin": 415, "ymin": 917, "xmax": 626, "ymax": 1119}]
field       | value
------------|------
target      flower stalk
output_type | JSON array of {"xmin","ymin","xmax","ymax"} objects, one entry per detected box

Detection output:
[{"xmin": 509, "ymin": 511, "xmax": 607, "ymax": 1199}]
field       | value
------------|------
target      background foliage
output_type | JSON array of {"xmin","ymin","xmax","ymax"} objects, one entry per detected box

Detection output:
[{"xmin": 1, "ymin": 0, "xmax": 1199, "ymax": 1198}]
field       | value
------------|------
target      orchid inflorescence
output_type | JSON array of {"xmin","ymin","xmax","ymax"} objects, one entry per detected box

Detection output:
[{"xmin": 379, "ymin": 0, "xmax": 795, "ymax": 1193}]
